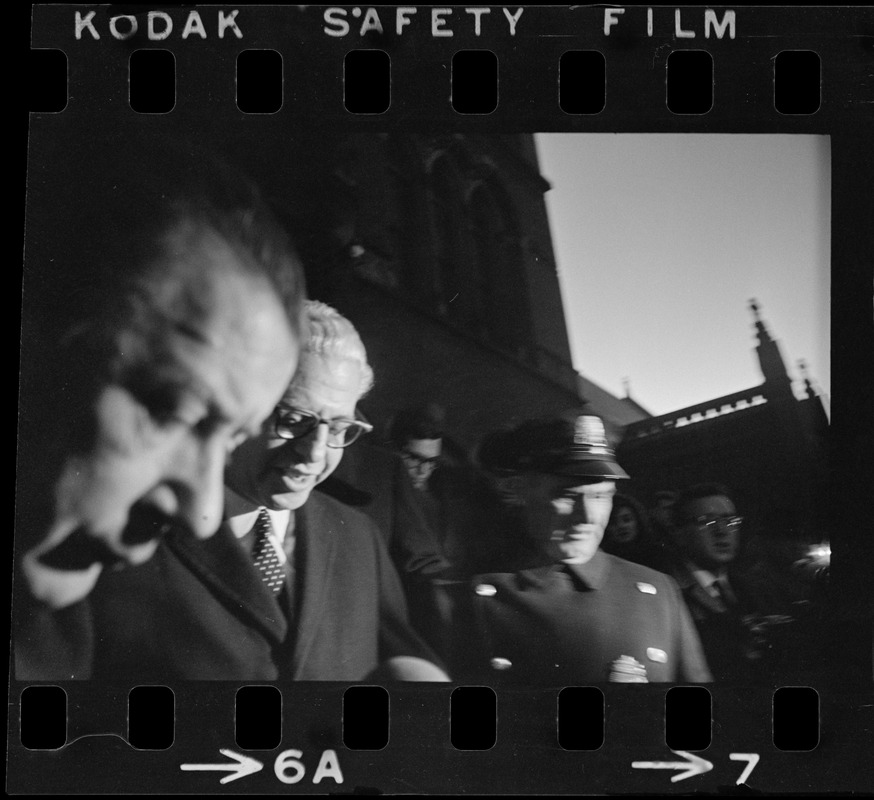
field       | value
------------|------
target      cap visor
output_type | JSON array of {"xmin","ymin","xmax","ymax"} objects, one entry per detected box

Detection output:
[{"xmin": 550, "ymin": 459, "xmax": 630, "ymax": 480}]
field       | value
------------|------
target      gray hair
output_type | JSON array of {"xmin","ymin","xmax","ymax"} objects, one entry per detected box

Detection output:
[{"xmin": 302, "ymin": 300, "xmax": 374, "ymax": 397}]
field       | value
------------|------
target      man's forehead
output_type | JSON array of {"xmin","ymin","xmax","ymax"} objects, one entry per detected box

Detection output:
[
  {"xmin": 280, "ymin": 353, "xmax": 364, "ymax": 405},
  {"xmin": 550, "ymin": 477, "xmax": 616, "ymax": 494},
  {"xmin": 405, "ymin": 438, "xmax": 442, "ymax": 457},
  {"xmin": 683, "ymin": 495, "xmax": 735, "ymax": 515},
  {"xmin": 159, "ymin": 225, "xmax": 294, "ymax": 354}
]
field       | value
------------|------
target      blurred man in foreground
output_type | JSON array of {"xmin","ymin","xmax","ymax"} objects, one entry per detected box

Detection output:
[
  {"xmin": 15, "ymin": 135, "xmax": 305, "ymax": 679},
  {"xmin": 445, "ymin": 414, "xmax": 712, "ymax": 684},
  {"xmin": 90, "ymin": 302, "xmax": 448, "ymax": 681}
]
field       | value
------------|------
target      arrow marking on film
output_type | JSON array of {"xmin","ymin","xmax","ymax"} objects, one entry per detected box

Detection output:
[
  {"xmin": 180, "ymin": 749, "xmax": 264, "ymax": 784},
  {"xmin": 632, "ymin": 750, "xmax": 713, "ymax": 783}
]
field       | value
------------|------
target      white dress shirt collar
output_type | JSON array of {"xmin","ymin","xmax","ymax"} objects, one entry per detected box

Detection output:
[
  {"xmin": 687, "ymin": 562, "xmax": 730, "ymax": 597},
  {"xmin": 224, "ymin": 487, "xmax": 291, "ymax": 545}
]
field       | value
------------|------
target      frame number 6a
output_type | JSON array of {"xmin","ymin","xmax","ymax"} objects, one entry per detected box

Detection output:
[{"xmin": 181, "ymin": 748, "xmax": 344, "ymax": 786}]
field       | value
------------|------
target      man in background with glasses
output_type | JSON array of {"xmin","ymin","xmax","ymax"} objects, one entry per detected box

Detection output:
[
  {"xmin": 89, "ymin": 301, "xmax": 448, "ymax": 681},
  {"xmin": 391, "ymin": 404, "xmax": 446, "ymax": 492},
  {"xmin": 670, "ymin": 483, "xmax": 795, "ymax": 682},
  {"xmin": 389, "ymin": 404, "xmax": 497, "ymax": 579},
  {"xmin": 672, "ymin": 484, "xmax": 743, "ymax": 583}
]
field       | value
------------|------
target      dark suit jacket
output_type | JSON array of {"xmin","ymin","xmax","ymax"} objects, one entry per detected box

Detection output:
[
  {"xmin": 13, "ymin": 571, "xmax": 94, "ymax": 681},
  {"xmin": 60, "ymin": 493, "xmax": 434, "ymax": 681},
  {"xmin": 447, "ymin": 551, "xmax": 712, "ymax": 685},
  {"xmin": 318, "ymin": 443, "xmax": 456, "ymax": 655},
  {"xmin": 670, "ymin": 560, "xmax": 797, "ymax": 683},
  {"xmin": 319, "ymin": 441, "xmax": 449, "ymax": 577}
]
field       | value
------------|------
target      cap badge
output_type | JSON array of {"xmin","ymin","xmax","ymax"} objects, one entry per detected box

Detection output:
[
  {"xmin": 573, "ymin": 415, "xmax": 611, "ymax": 454},
  {"xmin": 608, "ymin": 655, "xmax": 648, "ymax": 682}
]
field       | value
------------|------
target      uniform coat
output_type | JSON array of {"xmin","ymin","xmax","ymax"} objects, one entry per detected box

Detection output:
[
  {"xmin": 86, "ymin": 492, "xmax": 433, "ymax": 681},
  {"xmin": 449, "ymin": 550, "xmax": 712, "ymax": 684}
]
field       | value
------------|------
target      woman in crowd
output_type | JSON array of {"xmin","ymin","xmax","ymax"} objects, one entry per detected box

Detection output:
[{"xmin": 602, "ymin": 493, "xmax": 673, "ymax": 573}]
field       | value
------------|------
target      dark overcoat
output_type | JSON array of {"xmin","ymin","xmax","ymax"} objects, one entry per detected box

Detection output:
[{"xmin": 49, "ymin": 492, "xmax": 432, "ymax": 681}]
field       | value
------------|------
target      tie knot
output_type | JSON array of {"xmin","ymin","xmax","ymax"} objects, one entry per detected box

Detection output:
[
  {"xmin": 255, "ymin": 507, "xmax": 272, "ymax": 534},
  {"xmin": 711, "ymin": 577, "xmax": 734, "ymax": 604}
]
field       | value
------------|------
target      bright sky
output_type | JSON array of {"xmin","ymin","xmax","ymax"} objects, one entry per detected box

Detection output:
[{"xmin": 536, "ymin": 134, "xmax": 830, "ymax": 417}]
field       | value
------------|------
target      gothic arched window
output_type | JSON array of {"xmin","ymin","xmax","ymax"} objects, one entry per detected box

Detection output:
[
  {"xmin": 468, "ymin": 181, "xmax": 530, "ymax": 356},
  {"xmin": 429, "ymin": 155, "xmax": 470, "ymax": 321}
]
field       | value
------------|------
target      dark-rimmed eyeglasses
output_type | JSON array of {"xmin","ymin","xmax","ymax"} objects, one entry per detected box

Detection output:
[
  {"xmin": 690, "ymin": 515, "xmax": 743, "ymax": 531},
  {"xmin": 400, "ymin": 450, "xmax": 441, "ymax": 469},
  {"xmin": 273, "ymin": 406, "xmax": 373, "ymax": 448}
]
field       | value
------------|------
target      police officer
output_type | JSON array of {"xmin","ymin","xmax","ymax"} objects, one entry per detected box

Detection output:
[{"xmin": 447, "ymin": 413, "xmax": 712, "ymax": 684}]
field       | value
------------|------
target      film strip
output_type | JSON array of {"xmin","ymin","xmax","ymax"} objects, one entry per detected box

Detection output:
[{"xmin": 14, "ymin": 5, "xmax": 874, "ymax": 795}]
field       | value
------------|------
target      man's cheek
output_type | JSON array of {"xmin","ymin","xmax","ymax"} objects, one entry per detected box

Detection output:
[
  {"xmin": 546, "ymin": 508, "xmax": 564, "ymax": 531},
  {"xmin": 323, "ymin": 450, "xmax": 344, "ymax": 478}
]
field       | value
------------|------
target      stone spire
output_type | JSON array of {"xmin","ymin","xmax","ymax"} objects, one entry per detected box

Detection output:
[
  {"xmin": 798, "ymin": 358, "xmax": 818, "ymax": 399},
  {"xmin": 749, "ymin": 298, "xmax": 793, "ymax": 400}
]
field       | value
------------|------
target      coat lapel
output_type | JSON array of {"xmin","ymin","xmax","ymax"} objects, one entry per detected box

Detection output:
[
  {"xmin": 167, "ymin": 524, "xmax": 289, "ymax": 644},
  {"xmin": 681, "ymin": 574, "xmax": 730, "ymax": 617},
  {"xmin": 671, "ymin": 561, "xmax": 731, "ymax": 616},
  {"xmin": 289, "ymin": 494, "xmax": 338, "ymax": 678}
]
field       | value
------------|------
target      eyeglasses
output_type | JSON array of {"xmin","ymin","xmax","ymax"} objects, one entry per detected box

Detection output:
[
  {"xmin": 273, "ymin": 406, "xmax": 373, "ymax": 448},
  {"xmin": 400, "ymin": 450, "xmax": 441, "ymax": 469},
  {"xmin": 690, "ymin": 515, "xmax": 744, "ymax": 531}
]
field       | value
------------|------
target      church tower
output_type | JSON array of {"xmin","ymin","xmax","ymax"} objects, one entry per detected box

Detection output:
[{"xmin": 751, "ymin": 298, "xmax": 795, "ymax": 402}]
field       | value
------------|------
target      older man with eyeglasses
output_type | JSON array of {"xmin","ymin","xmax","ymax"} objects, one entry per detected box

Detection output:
[{"xmin": 88, "ymin": 301, "xmax": 448, "ymax": 682}]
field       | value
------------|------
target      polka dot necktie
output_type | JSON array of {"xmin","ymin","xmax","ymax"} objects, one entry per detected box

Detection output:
[{"xmin": 251, "ymin": 508, "xmax": 285, "ymax": 595}]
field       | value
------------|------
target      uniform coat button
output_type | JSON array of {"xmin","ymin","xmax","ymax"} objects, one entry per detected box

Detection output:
[
  {"xmin": 490, "ymin": 657, "xmax": 512, "ymax": 670},
  {"xmin": 475, "ymin": 583, "xmax": 497, "ymax": 597}
]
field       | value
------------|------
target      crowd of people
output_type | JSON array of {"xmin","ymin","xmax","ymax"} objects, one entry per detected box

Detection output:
[{"xmin": 15, "ymin": 136, "xmax": 826, "ymax": 685}]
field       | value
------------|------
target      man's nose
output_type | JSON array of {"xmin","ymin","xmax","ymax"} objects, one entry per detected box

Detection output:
[
  {"xmin": 168, "ymin": 436, "xmax": 227, "ymax": 539},
  {"xmin": 292, "ymin": 421, "xmax": 329, "ymax": 464},
  {"xmin": 570, "ymin": 498, "xmax": 590, "ymax": 525}
]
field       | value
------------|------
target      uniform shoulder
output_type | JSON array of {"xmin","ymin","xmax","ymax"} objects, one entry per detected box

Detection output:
[
  {"xmin": 604, "ymin": 553, "xmax": 679, "ymax": 587},
  {"xmin": 470, "ymin": 570, "xmax": 516, "ymax": 584},
  {"xmin": 467, "ymin": 571, "xmax": 521, "ymax": 592}
]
